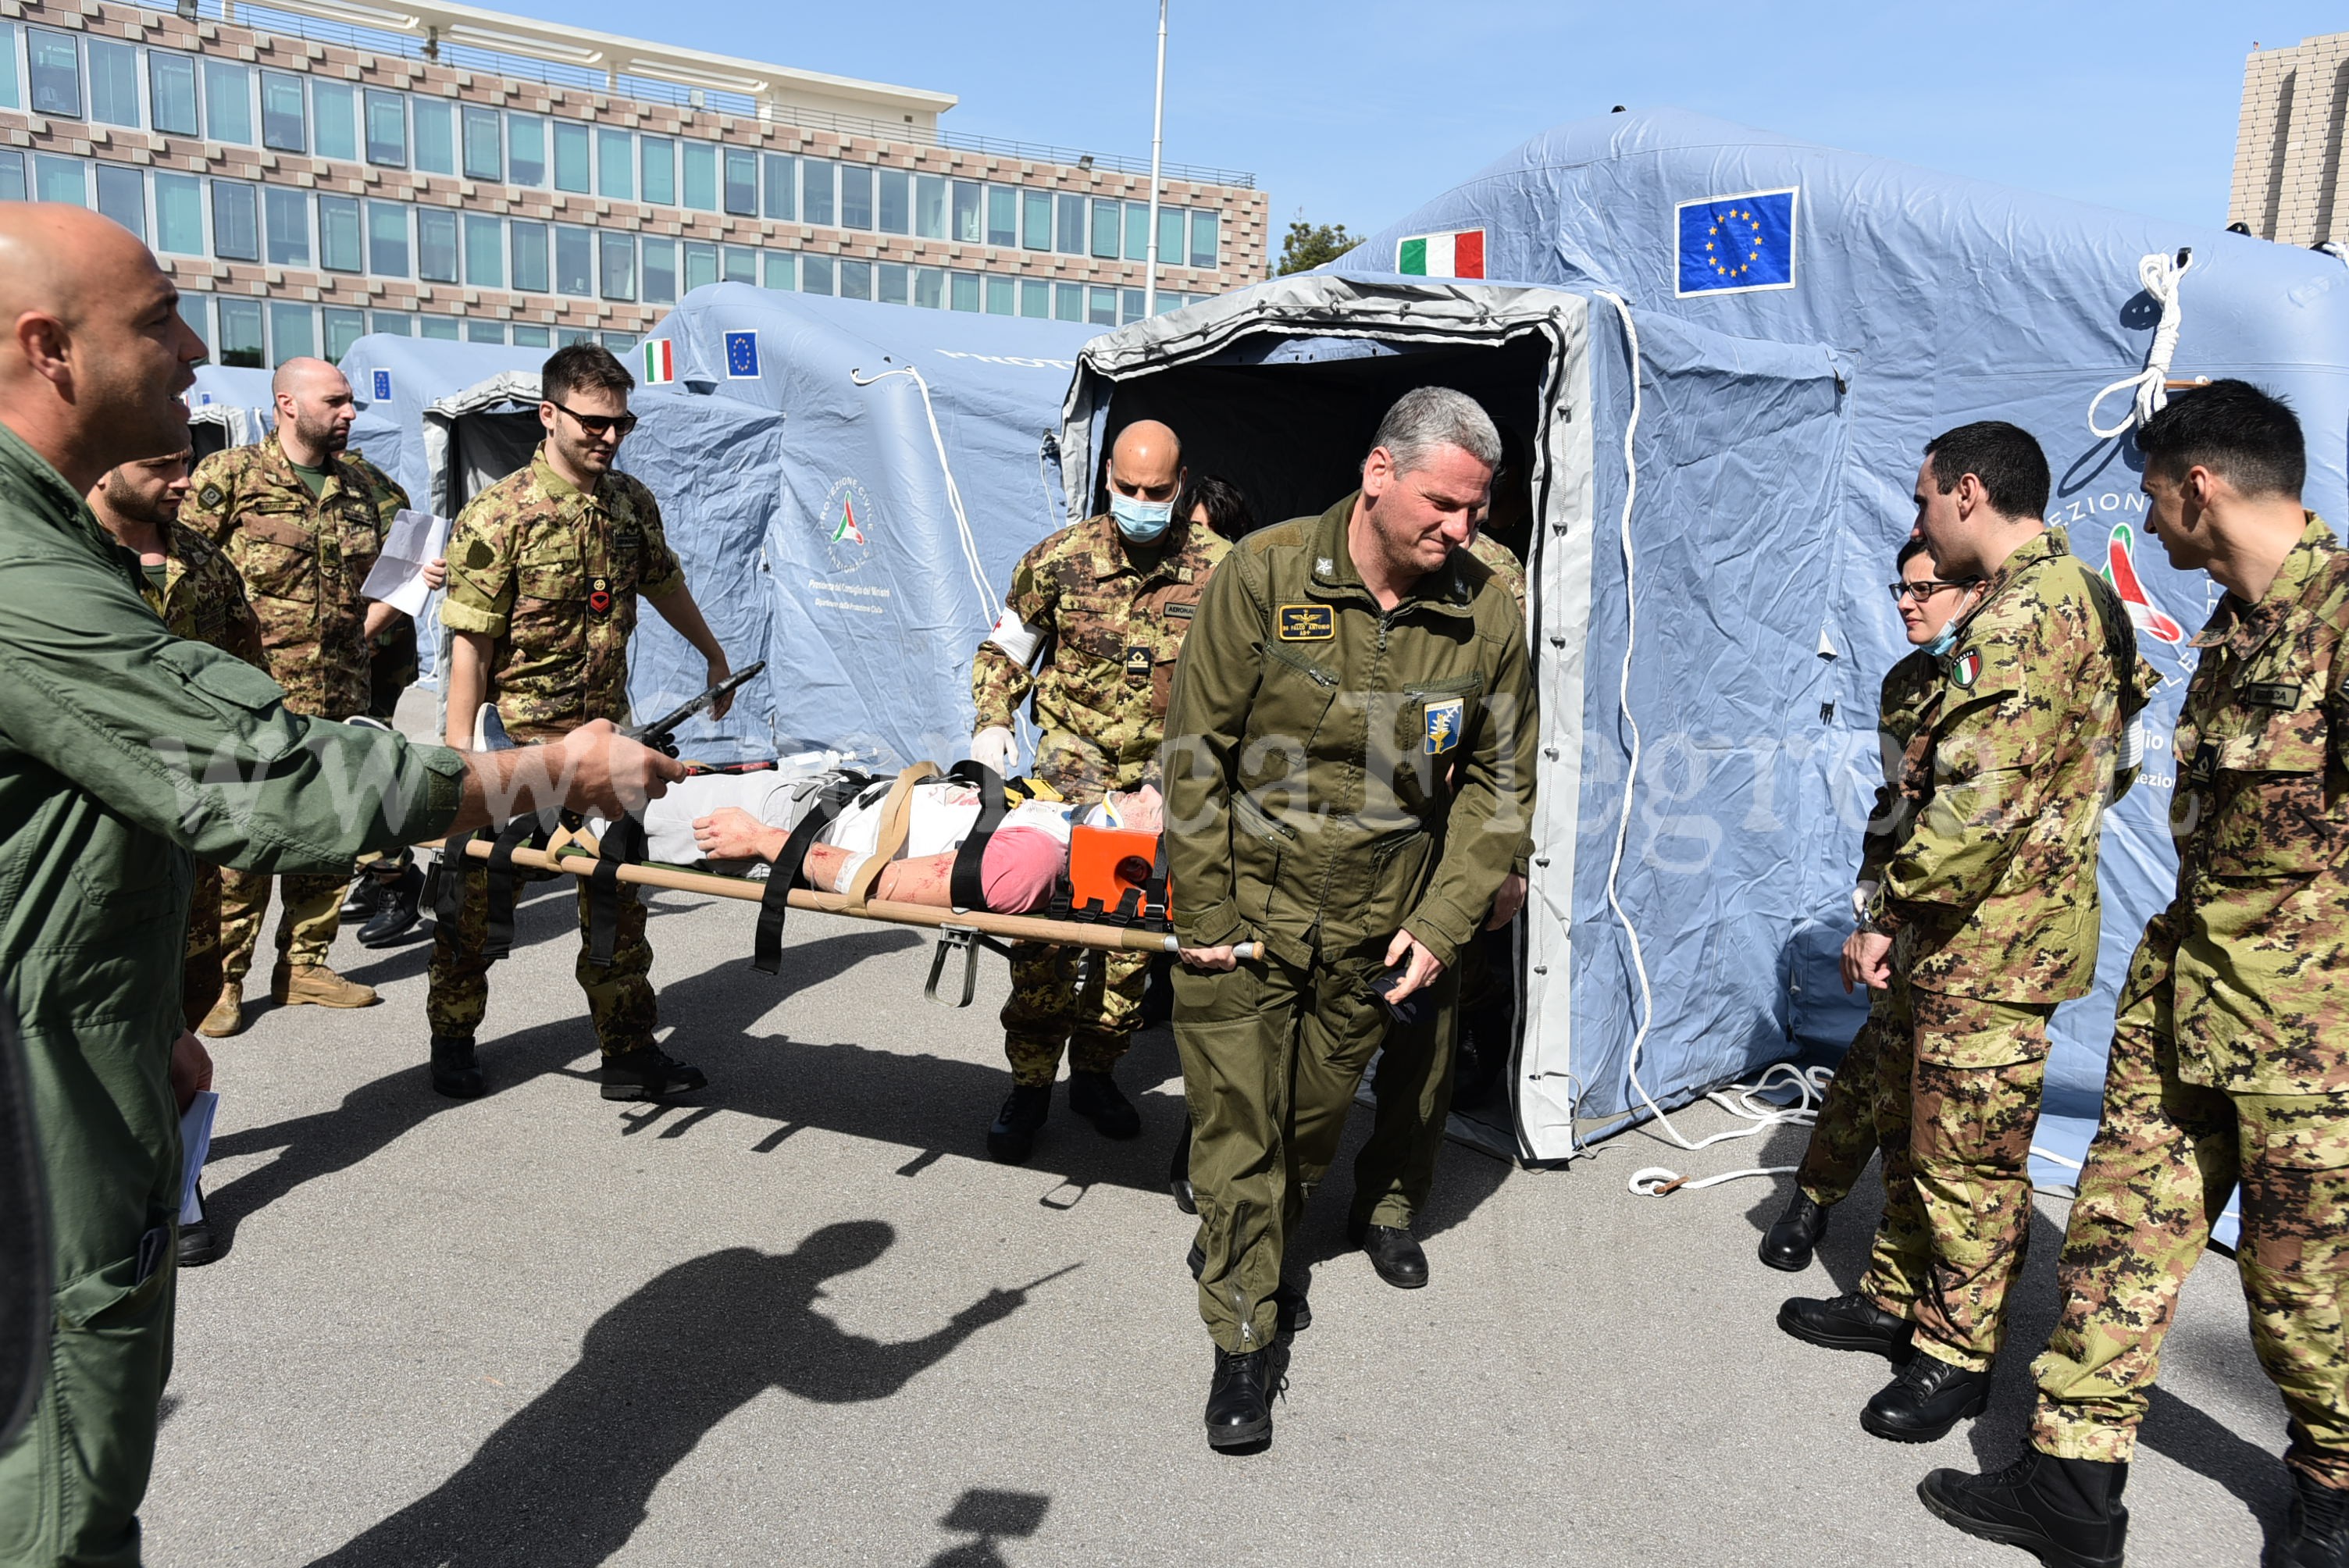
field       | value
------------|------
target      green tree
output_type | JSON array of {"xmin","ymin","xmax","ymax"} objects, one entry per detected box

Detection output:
[{"xmin": 1277, "ymin": 218, "xmax": 1356, "ymax": 276}]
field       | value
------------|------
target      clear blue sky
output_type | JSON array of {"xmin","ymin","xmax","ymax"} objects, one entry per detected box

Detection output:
[{"xmin": 519, "ymin": 1, "xmax": 2335, "ymax": 261}]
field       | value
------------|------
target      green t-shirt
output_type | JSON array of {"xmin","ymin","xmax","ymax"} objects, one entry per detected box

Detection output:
[{"xmin": 290, "ymin": 461, "xmax": 332, "ymax": 498}]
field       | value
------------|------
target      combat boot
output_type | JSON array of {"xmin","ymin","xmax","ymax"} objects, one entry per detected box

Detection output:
[
  {"xmin": 198, "ymin": 985, "xmax": 244, "ymax": 1039},
  {"xmin": 986, "ymin": 1083, "xmax": 1053, "ymax": 1164},
  {"xmin": 600, "ymin": 1046, "xmax": 708, "ymax": 1101},
  {"xmin": 1918, "ymin": 1449, "xmax": 2127, "ymax": 1568},
  {"xmin": 340, "ymin": 877, "xmax": 383, "ymax": 920},
  {"xmin": 430, "ymin": 1035, "xmax": 485, "ymax": 1099},
  {"xmin": 1068, "ymin": 1068, "xmax": 1141, "ymax": 1139},
  {"xmin": 1205, "ymin": 1344, "xmax": 1281, "ymax": 1451},
  {"xmin": 357, "ymin": 863, "xmax": 426, "ymax": 948},
  {"xmin": 1779, "ymin": 1290, "xmax": 1915, "ymax": 1362},
  {"xmin": 176, "ymin": 1182, "xmax": 218, "ymax": 1269},
  {"xmin": 274, "ymin": 964, "xmax": 379, "ymax": 1009},
  {"xmin": 2281, "ymin": 1469, "xmax": 2349, "ymax": 1567},
  {"xmin": 1862, "ymin": 1349, "xmax": 1991, "ymax": 1442},
  {"xmin": 1347, "ymin": 1217, "xmax": 1429, "ymax": 1288},
  {"xmin": 1759, "ymin": 1188, "xmax": 1830, "ymax": 1272}
]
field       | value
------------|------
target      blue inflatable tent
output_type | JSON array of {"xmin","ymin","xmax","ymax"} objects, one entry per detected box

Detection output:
[
  {"xmin": 184, "ymin": 364, "xmax": 275, "ymax": 460},
  {"xmin": 1059, "ymin": 109, "xmax": 2349, "ymax": 1173}
]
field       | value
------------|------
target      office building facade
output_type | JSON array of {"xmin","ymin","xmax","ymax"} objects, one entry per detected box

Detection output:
[{"xmin": 2231, "ymin": 32, "xmax": 2349, "ymax": 246}]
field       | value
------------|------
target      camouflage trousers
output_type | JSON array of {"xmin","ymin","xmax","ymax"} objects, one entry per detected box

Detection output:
[
  {"xmin": 1797, "ymin": 1009, "xmax": 1897, "ymax": 1208},
  {"xmin": 1000, "ymin": 943, "xmax": 1150, "ymax": 1086},
  {"xmin": 181, "ymin": 863, "xmax": 223, "ymax": 1033},
  {"xmin": 426, "ymin": 855, "xmax": 657, "ymax": 1057},
  {"xmin": 2033, "ymin": 930, "xmax": 2349, "ymax": 1488},
  {"xmin": 218, "ymin": 864, "xmax": 352, "ymax": 984},
  {"xmin": 1859, "ymin": 981, "xmax": 2055, "ymax": 1373}
]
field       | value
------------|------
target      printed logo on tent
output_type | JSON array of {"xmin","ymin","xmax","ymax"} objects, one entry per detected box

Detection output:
[
  {"xmin": 1675, "ymin": 188, "xmax": 1799, "ymax": 297},
  {"xmin": 643, "ymin": 340, "xmax": 677, "ymax": 386},
  {"xmin": 2101, "ymin": 522, "xmax": 2185, "ymax": 644},
  {"xmin": 1396, "ymin": 229, "xmax": 1485, "ymax": 280},
  {"xmin": 369, "ymin": 369, "xmax": 392, "ymax": 401},
  {"xmin": 815, "ymin": 477, "xmax": 876, "ymax": 576},
  {"xmin": 724, "ymin": 330, "xmax": 761, "ymax": 380}
]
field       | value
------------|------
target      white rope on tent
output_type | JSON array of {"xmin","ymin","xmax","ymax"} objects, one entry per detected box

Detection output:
[
  {"xmin": 2085, "ymin": 249, "xmax": 2194, "ymax": 440},
  {"xmin": 850, "ymin": 365, "xmax": 996, "ymax": 611}
]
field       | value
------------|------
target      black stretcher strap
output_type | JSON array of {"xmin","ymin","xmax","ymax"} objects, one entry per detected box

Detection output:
[
  {"xmin": 480, "ymin": 816, "xmax": 542, "ymax": 961},
  {"xmin": 585, "ymin": 814, "xmax": 647, "ymax": 970},
  {"xmin": 945, "ymin": 760, "xmax": 1008, "ymax": 914},
  {"xmin": 752, "ymin": 772, "xmax": 874, "ymax": 975}
]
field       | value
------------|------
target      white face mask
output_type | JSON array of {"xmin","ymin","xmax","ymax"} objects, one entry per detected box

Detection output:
[{"xmin": 1110, "ymin": 492, "xmax": 1174, "ymax": 543}]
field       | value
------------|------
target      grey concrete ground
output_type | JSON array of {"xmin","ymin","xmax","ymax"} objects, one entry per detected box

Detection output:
[{"xmin": 146, "ymin": 880, "xmax": 2294, "ymax": 1567}]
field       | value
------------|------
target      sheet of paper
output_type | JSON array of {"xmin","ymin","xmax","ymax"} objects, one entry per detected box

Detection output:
[
  {"xmin": 360, "ymin": 508, "xmax": 451, "ymax": 618},
  {"xmin": 178, "ymin": 1089, "xmax": 219, "ymax": 1225}
]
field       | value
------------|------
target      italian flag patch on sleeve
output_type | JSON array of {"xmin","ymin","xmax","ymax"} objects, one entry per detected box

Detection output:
[
  {"xmin": 643, "ymin": 340, "xmax": 676, "ymax": 385},
  {"xmin": 1397, "ymin": 229, "xmax": 1485, "ymax": 279}
]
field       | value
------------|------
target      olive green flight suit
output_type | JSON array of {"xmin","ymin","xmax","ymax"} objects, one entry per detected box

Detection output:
[
  {"xmin": 0, "ymin": 422, "xmax": 463, "ymax": 1566},
  {"xmin": 1163, "ymin": 494, "xmax": 1538, "ymax": 1354}
]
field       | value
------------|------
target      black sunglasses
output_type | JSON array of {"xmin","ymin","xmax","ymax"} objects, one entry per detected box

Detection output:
[{"xmin": 547, "ymin": 399, "xmax": 638, "ymax": 440}]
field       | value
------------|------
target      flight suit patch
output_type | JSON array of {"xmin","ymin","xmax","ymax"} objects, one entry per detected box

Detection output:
[
  {"xmin": 1276, "ymin": 604, "xmax": 1334, "ymax": 640},
  {"xmin": 1424, "ymin": 697, "xmax": 1464, "ymax": 755},
  {"xmin": 588, "ymin": 576, "xmax": 614, "ymax": 616}
]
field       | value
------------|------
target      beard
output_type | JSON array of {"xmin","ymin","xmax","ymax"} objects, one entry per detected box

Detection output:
[{"xmin": 294, "ymin": 410, "xmax": 350, "ymax": 455}]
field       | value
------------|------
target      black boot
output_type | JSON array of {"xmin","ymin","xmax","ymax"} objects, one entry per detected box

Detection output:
[
  {"xmin": 1272, "ymin": 1282, "xmax": 1311, "ymax": 1335},
  {"xmin": 340, "ymin": 876, "xmax": 384, "ymax": 920},
  {"xmin": 986, "ymin": 1083, "xmax": 1053, "ymax": 1164},
  {"xmin": 2282, "ymin": 1469, "xmax": 2349, "ymax": 1568},
  {"xmin": 1347, "ymin": 1217, "xmax": 1429, "ymax": 1289},
  {"xmin": 600, "ymin": 1046, "xmax": 708, "ymax": 1101},
  {"xmin": 430, "ymin": 1034, "xmax": 485, "ymax": 1099},
  {"xmin": 1759, "ymin": 1188, "xmax": 1830, "ymax": 1272},
  {"xmin": 1778, "ymin": 1291, "xmax": 1914, "ymax": 1362},
  {"xmin": 1205, "ymin": 1345, "xmax": 1279, "ymax": 1451},
  {"xmin": 1862, "ymin": 1350, "xmax": 1991, "ymax": 1442},
  {"xmin": 1169, "ymin": 1119, "xmax": 1196, "ymax": 1214},
  {"xmin": 357, "ymin": 863, "xmax": 426, "ymax": 948},
  {"xmin": 1068, "ymin": 1069, "xmax": 1141, "ymax": 1139},
  {"xmin": 176, "ymin": 1183, "xmax": 218, "ymax": 1268},
  {"xmin": 1918, "ymin": 1450, "xmax": 2127, "ymax": 1568}
]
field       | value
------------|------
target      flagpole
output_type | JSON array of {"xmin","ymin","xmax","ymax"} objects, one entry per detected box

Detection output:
[{"xmin": 1143, "ymin": 0, "xmax": 1167, "ymax": 317}]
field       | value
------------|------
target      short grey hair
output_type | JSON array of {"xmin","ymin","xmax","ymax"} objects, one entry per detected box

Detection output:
[{"xmin": 1369, "ymin": 387, "xmax": 1502, "ymax": 476}]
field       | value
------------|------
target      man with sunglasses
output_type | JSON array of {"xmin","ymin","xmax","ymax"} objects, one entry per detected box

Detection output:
[{"xmin": 429, "ymin": 344, "xmax": 736, "ymax": 1102}]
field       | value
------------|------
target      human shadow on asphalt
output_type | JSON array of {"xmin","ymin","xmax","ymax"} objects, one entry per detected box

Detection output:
[{"xmin": 307, "ymin": 1222, "xmax": 1032, "ymax": 1568}]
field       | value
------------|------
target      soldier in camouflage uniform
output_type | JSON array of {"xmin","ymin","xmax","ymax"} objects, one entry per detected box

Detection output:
[
  {"xmin": 428, "ymin": 343, "xmax": 738, "ymax": 1103},
  {"xmin": 182, "ymin": 359, "xmax": 421, "ymax": 1035},
  {"xmin": 970, "ymin": 419, "xmax": 1229, "ymax": 1164},
  {"xmin": 1926, "ymin": 383, "xmax": 2349, "ymax": 1568},
  {"xmin": 1780, "ymin": 422, "xmax": 2144, "ymax": 1447},
  {"xmin": 1762, "ymin": 541, "xmax": 1987, "ymax": 1272}
]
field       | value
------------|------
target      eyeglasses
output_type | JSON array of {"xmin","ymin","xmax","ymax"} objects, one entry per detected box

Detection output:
[
  {"xmin": 547, "ymin": 400, "xmax": 639, "ymax": 440},
  {"xmin": 1887, "ymin": 577, "xmax": 1976, "ymax": 604}
]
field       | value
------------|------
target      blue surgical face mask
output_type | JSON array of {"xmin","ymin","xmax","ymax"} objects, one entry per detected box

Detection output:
[
  {"xmin": 1923, "ymin": 622, "xmax": 1962, "ymax": 658},
  {"xmin": 1110, "ymin": 492, "xmax": 1174, "ymax": 543}
]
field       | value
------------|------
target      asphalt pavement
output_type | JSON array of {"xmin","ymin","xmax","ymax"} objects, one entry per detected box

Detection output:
[{"xmin": 143, "ymin": 877, "xmax": 2294, "ymax": 1567}]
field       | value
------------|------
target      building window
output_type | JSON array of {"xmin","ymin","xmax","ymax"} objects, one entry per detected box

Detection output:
[
  {"xmin": 462, "ymin": 213, "xmax": 502, "ymax": 287},
  {"xmin": 683, "ymin": 241, "xmax": 717, "ymax": 294},
  {"xmin": 598, "ymin": 231, "xmax": 635, "ymax": 300},
  {"xmin": 417, "ymin": 208, "xmax": 458, "ymax": 283},
  {"xmin": 465, "ymin": 320, "xmax": 504, "ymax": 344},
  {"xmin": 511, "ymin": 221, "xmax": 549, "ymax": 294},
  {"xmin": 839, "ymin": 165, "xmax": 872, "ymax": 230},
  {"xmin": 371, "ymin": 310, "xmax": 413, "ymax": 336},
  {"xmin": 950, "ymin": 180, "xmax": 981, "ymax": 244},
  {"xmin": 914, "ymin": 174, "xmax": 946, "ymax": 241},
  {"xmin": 508, "ymin": 114, "xmax": 546, "ymax": 186},
  {"xmin": 877, "ymin": 168, "xmax": 910, "ymax": 235},
  {"xmin": 87, "ymin": 39, "xmax": 141, "ymax": 129},
  {"xmin": 312, "ymin": 80, "xmax": 356, "ymax": 162},
  {"xmin": 554, "ymin": 225, "xmax": 593, "ymax": 295},
  {"xmin": 1020, "ymin": 278, "xmax": 1050, "ymax": 319},
  {"xmin": 150, "ymin": 53, "xmax": 198, "ymax": 137},
  {"xmin": 1122, "ymin": 287, "xmax": 1146, "ymax": 325},
  {"xmin": 512, "ymin": 323, "xmax": 551, "ymax": 348},
  {"xmin": 681, "ymin": 142, "xmax": 717, "ymax": 211},
  {"xmin": 1091, "ymin": 199, "xmax": 1121, "ymax": 260},
  {"xmin": 877, "ymin": 262, "xmax": 908, "ymax": 305},
  {"xmin": 1053, "ymin": 282, "xmax": 1084, "ymax": 322},
  {"xmin": 1087, "ymin": 285, "xmax": 1119, "ymax": 326},
  {"xmin": 263, "ymin": 187, "xmax": 308, "ymax": 266},
  {"xmin": 642, "ymin": 237, "xmax": 678, "ymax": 305},
  {"xmin": 984, "ymin": 275, "xmax": 1014, "ymax": 315},
  {"xmin": 269, "ymin": 301, "xmax": 315, "ymax": 365},
  {"xmin": 761, "ymin": 251, "xmax": 795, "ymax": 290},
  {"xmin": 1057, "ymin": 194, "xmax": 1085, "ymax": 255},
  {"xmin": 839, "ymin": 258, "xmax": 872, "ymax": 301},
  {"xmin": 0, "ymin": 23, "xmax": 17, "ymax": 112},
  {"xmin": 33, "ymin": 155, "xmax": 84, "ymax": 205},
  {"xmin": 0, "ymin": 151, "xmax": 21, "ymax": 205},
  {"xmin": 595, "ymin": 127, "xmax": 632, "ymax": 200},
  {"xmin": 1158, "ymin": 207, "xmax": 1184, "ymax": 268},
  {"xmin": 1190, "ymin": 209, "xmax": 1219, "ymax": 270},
  {"xmin": 175, "ymin": 292, "xmax": 209, "ymax": 354},
  {"xmin": 802, "ymin": 159, "xmax": 836, "ymax": 226},
  {"xmin": 640, "ymin": 137, "xmax": 675, "ymax": 205},
  {"xmin": 155, "ymin": 173, "xmax": 205, "ymax": 255},
  {"xmin": 1021, "ymin": 190, "xmax": 1052, "ymax": 251},
  {"xmin": 1125, "ymin": 203, "xmax": 1150, "ymax": 262},
  {"xmin": 800, "ymin": 255, "xmax": 833, "ymax": 295},
  {"xmin": 556, "ymin": 328, "xmax": 594, "ymax": 347},
  {"xmin": 722, "ymin": 245, "xmax": 757, "ymax": 284},
  {"xmin": 414, "ymin": 98, "xmax": 456, "ymax": 176},
  {"xmin": 914, "ymin": 266, "xmax": 945, "ymax": 308},
  {"xmin": 551, "ymin": 120, "xmax": 589, "ymax": 193},
  {"xmin": 319, "ymin": 194, "xmax": 361, "ymax": 272},
  {"xmin": 986, "ymin": 185, "xmax": 1017, "ymax": 248},
  {"xmin": 367, "ymin": 200, "xmax": 409, "ymax": 276},
  {"xmin": 260, "ymin": 72, "xmax": 305, "ymax": 152},
  {"xmin": 211, "ymin": 181, "xmax": 258, "ymax": 261},
  {"xmin": 364, "ymin": 89, "xmax": 405, "ymax": 166},
  {"xmin": 462, "ymin": 107, "xmax": 501, "ymax": 182},
  {"xmin": 419, "ymin": 316, "xmax": 459, "ymax": 340},
  {"xmin": 950, "ymin": 271, "xmax": 981, "ymax": 312},
  {"xmin": 216, "ymin": 296, "xmax": 264, "ymax": 367},
  {"xmin": 27, "ymin": 31, "xmax": 80, "ymax": 119},
  {"xmin": 724, "ymin": 148, "xmax": 757, "ymax": 217},
  {"xmin": 762, "ymin": 154, "xmax": 796, "ymax": 220},
  {"xmin": 323, "ymin": 306, "xmax": 366, "ymax": 362},
  {"xmin": 94, "ymin": 163, "xmax": 144, "ymax": 242},
  {"xmin": 202, "ymin": 62, "xmax": 252, "ymax": 144},
  {"xmin": 600, "ymin": 331, "xmax": 636, "ymax": 353}
]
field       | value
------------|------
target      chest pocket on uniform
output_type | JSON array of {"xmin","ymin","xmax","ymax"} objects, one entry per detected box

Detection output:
[
  {"xmin": 511, "ymin": 549, "xmax": 586, "ymax": 652},
  {"xmin": 233, "ymin": 513, "xmax": 317, "ymax": 608},
  {"xmin": 2196, "ymin": 651, "xmax": 2338, "ymax": 879}
]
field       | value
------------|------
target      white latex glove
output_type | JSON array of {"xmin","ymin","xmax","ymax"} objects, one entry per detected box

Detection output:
[{"xmin": 971, "ymin": 725, "xmax": 1019, "ymax": 777}]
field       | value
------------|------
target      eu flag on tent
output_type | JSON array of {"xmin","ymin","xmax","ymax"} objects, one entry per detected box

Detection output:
[
  {"xmin": 1676, "ymin": 188, "xmax": 1799, "ymax": 296},
  {"xmin": 1397, "ymin": 229, "xmax": 1485, "ymax": 279},
  {"xmin": 725, "ymin": 330, "xmax": 761, "ymax": 380},
  {"xmin": 369, "ymin": 369, "xmax": 393, "ymax": 401}
]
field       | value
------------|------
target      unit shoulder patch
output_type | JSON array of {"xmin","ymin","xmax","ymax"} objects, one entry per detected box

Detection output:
[
  {"xmin": 1274, "ymin": 603, "xmax": 1335, "ymax": 641},
  {"xmin": 1950, "ymin": 649, "xmax": 1983, "ymax": 689}
]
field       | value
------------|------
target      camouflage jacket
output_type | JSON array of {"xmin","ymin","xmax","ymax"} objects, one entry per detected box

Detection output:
[
  {"xmin": 2162, "ymin": 515, "xmax": 2349, "ymax": 1094},
  {"xmin": 183, "ymin": 433, "xmax": 407, "ymax": 719},
  {"xmin": 440, "ymin": 448, "xmax": 683, "ymax": 744},
  {"xmin": 1465, "ymin": 532, "xmax": 1527, "ymax": 617},
  {"xmin": 971, "ymin": 512, "xmax": 1229, "ymax": 804},
  {"xmin": 1865, "ymin": 528, "xmax": 2143, "ymax": 1003},
  {"xmin": 1857, "ymin": 650, "xmax": 1944, "ymax": 890}
]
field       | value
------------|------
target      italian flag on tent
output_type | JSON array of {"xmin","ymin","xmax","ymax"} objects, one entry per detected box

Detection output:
[
  {"xmin": 643, "ymin": 339, "xmax": 677, "ymax": 385},
  {"xmin": 1396, "ymin": 229, "xmax": 1485, "ymax": 279}
]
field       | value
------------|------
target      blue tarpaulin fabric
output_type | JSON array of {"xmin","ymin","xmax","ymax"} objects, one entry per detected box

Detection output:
[{"xmin": 341, "ymin": 335, "xmax": 547, "ymax": 508}]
